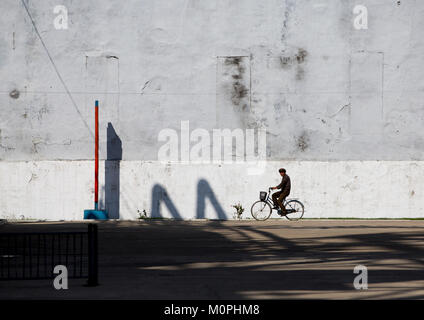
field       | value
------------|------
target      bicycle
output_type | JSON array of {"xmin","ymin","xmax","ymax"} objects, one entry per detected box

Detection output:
[{"xmin": 251, "ymin": 187, "xmax": 305, "ymax": 221}]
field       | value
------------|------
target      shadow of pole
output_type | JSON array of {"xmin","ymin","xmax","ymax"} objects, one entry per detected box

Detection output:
[{"xmin": 105, "ymin": 123, "xmax": 122, "ymax": 219}]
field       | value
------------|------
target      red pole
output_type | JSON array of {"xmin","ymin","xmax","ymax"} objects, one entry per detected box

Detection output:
[{"xmin": 94, "ymin": 100, "xmax": 99, "ymax": 210}]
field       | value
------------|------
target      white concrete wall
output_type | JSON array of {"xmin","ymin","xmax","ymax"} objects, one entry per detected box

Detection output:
[
  {"xmin": 1, "ymin": 0, "xmax": 424, "ymax": 219},
  {"xmin": 1, "ymin": 160, "xmax": 423, "ymax": 220}
]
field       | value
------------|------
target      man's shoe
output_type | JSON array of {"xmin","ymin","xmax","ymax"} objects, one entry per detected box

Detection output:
[{"xmin": 277, "ymin": 210, "xmax": 287, "ymax": 216}]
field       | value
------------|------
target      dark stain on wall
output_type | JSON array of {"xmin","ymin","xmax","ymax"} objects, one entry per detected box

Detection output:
[
  {"xmin": 224, "ymin": 57, "xmax": 249, "ymax": 109},
  {"xmin": 296, "ymin": 131, "xmax": 309, "ymax": 152},
  {"xmin": 296, "ymin": 48, "xmax": 308, "ymax": 63},
  {"xmin": 279, "ymin": 48, "xmax": 308, "ymax": 80},
  {"xmin": 279, "ymin": 56, "xmax": 291, "ymax": 68},
  {"xmin": 296, "ymin": 67, "xmax": 305, "ymax": 80},
  {"xmin": 224, "ymin": 57, "xmax": 245, "ymax": 72},
  {"xmin": 232, "ymin": 82, "xmax": 249, "ymax": 109},
  {"xmin": 281, "ymin": 0, "xmax": 296, "ymax": 42},
  {"xmin": 280, "ymin": 48, "xmax": 308, "ymax": 67},
  {"xmin": 9, "ymin": 89, "xmax": 20, "ymax": 99}
]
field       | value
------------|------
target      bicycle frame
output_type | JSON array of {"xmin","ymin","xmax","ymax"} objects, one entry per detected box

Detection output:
[{"xmin": 264, "ymin": 189, "xmax": 290, "ymax": 209}]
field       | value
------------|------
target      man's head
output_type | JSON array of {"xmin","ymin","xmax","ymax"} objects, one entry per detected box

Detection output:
[{"xmin": 279, "ymin": 168, "xmax": 286, "ymax": 176}]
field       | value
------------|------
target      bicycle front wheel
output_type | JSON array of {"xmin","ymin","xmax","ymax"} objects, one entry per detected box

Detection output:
[
  {"xmin": 251, "ymin": 201, "xmax": 272, "ymax": 221},
  {"xmin": 284, "ymin": 200, "xmax": 304, "ymax": 221}
]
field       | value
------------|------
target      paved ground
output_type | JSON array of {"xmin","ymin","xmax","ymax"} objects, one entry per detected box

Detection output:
[{"xmin": 1, "ymin": 219, "xmax": 424, "ymax": 299}]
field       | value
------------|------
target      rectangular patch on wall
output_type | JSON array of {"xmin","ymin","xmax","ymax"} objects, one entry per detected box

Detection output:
[{"xmin": 349, "ymin": 51, "xmax": 384, "ymax": 136}]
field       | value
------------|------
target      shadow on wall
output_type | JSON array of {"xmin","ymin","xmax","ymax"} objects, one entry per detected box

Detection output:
[
  {"xmin": 105, "ymin": 123, "xmax": 122, "ymax": 219},
  {"xmin": 196, "ymin": 179, "xmax": 226, "ymax": 219},
  {"xmin": 151, "ymin": 185, "xmax": 183, "ymax": 219},
  {"xmin": 150, "ymin": 179, "xmax": 227, "ymax": 219}
]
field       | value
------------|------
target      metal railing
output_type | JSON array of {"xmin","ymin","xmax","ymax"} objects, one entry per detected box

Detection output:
[{"xmin": 0, "ymin": 224, "xmax": 98, "ymax": 286}]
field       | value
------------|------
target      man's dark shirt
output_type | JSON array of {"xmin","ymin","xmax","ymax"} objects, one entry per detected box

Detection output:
[{"xmin": 277, "ymin": 174, "xmax": 291, "ymax": 194}]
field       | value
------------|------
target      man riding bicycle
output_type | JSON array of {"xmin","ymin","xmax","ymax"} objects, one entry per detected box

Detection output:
[{"xmin": 271, "ymin": 168, "xmax": 291, "ymax": 216}]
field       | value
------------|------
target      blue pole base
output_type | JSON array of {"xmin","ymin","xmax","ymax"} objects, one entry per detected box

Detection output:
[{"xmin": 84, "ymin": 210, "xmax": 108, "ymax": 220}]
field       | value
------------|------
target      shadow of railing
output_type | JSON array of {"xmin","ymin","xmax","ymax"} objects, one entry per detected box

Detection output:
[
  {"xmin": 196, "ymin": 179, "xmax": 227, "ymax": 219},
  {"xmin": 150, "ymin": 179, "xmax": 227, "ymax": 219},
  {"xmin": 151, "ymin": 184, "xmax": 182, "ymax": 219}
]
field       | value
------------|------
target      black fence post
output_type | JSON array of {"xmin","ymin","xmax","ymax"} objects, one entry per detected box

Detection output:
[{"xmin": 87, "ymin": 224, "xmax": 98, "ymax": 286}]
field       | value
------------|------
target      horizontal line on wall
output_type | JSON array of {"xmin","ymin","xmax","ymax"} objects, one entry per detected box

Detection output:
[
  {"xmin": 0, "ymin": 160, "xmax": 423, "ymax": 163},
  {"xmin": 1, "ymin": 90, "xmax": 423, "ymax": 96}
]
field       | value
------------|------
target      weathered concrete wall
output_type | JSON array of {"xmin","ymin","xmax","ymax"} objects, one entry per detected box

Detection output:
[{"xmin": 1, "ymin": 0, "xmax": 424, "ymax": 219}]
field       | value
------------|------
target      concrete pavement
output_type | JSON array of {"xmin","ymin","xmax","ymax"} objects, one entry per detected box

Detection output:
[{"xmin": 1, "ymin": 219, "xmax": 424, "ymax": 299}]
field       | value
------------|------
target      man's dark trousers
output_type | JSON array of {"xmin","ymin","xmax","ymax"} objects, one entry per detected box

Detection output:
[{"xmin": 272, "ymin": 190, "xmax": 290, "ymax": 214}]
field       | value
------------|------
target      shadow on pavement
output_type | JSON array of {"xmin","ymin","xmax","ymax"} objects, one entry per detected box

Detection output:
[{"xmin": 1, "ymin": 220, "xmax": 424, "ymax": 299}]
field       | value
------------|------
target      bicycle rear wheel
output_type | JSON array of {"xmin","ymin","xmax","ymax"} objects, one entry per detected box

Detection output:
[
  {"xmin": 251, "ymin": 201, "xmax": 272, "ymax": 221},
  {"xmin": 284, "ymin": 200, "xmax": 304, "ymax": 221}
]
